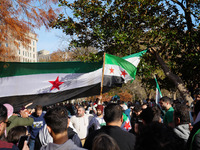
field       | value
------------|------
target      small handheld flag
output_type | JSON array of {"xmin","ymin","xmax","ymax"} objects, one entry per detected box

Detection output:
[{"xmin": 154, "ymin": 75, "xmax": 162, "ymax": 104}]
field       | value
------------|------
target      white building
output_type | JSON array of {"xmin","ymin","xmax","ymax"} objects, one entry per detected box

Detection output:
[
  {"xmin": 17, "ymin": 33, "xmax": 38, "ymax": 62},
  {"xmin": 37, "ymin": 49, "xmax": 51, "ymax": 62}
]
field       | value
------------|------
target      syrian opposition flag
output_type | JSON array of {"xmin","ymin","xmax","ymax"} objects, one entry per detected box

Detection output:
[
  {"xmin": 121, "ymin": 113, "xmax": 132, "ymax": 131},
  {"xmin": 0, "ymin": 50, "xmax": 146, "ymax": 111},
  {"xmin": 103, "ymin": 50, "xmax": 147, "ymax": 87},
  {"xmin": 154, "ymin": 75, "xmax": 162, "ymax": 104},
  {"xmin": 0, "ymin": 61, "xmax": 104, "ymax": 111}
]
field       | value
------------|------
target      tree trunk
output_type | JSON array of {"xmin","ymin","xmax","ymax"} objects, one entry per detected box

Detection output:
[{"xmin": 150, "ymin": 48, "xmax": 193, "ymax": 105}]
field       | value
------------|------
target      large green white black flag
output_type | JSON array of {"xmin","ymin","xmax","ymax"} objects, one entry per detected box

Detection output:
[
  {"xmin": 0, "ymin": 50, "xmax": 146, "ymax": 111},
  {"xmin": 0, "ymin": 61, "xmax": 104, "ymax": 111}
]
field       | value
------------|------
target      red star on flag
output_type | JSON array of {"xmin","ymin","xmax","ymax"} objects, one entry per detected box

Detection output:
[
  {"xmin": 124, "ymin": 121, "xmax": 131, "ymax": 131},
  {"xmin": 109, "ymin": 67, "xmax": 114, "ymax": 74},
  {"xmin": 49, "ymin": 76, "xmax": 64, "ymax": 91},
  {"xmin": 121, "ymin": 70, "xmax": 127, "ymax": 77}
]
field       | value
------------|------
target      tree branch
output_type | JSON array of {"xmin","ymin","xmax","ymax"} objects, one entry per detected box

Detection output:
[{"xmin": 150, "ymin": 47, "xmax": 193, "ymax": 104}]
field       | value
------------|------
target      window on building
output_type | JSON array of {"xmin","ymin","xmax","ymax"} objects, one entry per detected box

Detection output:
[
  {"xmin": 23, "ymin": 51, "xmax": 24, "ymax": 56},
  {"xmin": 5, "ymin": 43, "xmax": 8, "ymax": 47},
  {"xmin": 33, "ymin": 40, "xmax": 35, "ymax": 46},
  {"xmin": 33, "ymin": 54, "xmax": 35, "ymax": 58},
  {"xmin": 19, "ymin": 42, "xmax": 20, "ymax": 47},
  {"xmin": 28, "ymin": 52, "xmax": 29, "ymax": 57},
  {"xmin": 30, "ymin": 53, "xmax": 31, "ymax": 57},
  {"xmin": 33, "ymin": 48, "xmax": 35, "ymax": 52},
  {"xmin": 19, "ymin": 50, "xmax": 20, "ymax": 55}
]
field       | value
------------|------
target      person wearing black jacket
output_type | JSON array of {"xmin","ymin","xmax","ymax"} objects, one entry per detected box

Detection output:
[{"xmin": 84, "ymin": 103, "xmax": 136, "ymax": 150}]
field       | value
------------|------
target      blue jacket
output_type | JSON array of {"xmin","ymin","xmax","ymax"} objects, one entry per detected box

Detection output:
[{"xmin": 28, "ymin": 112, "xmax": 46, "ymax": 140}]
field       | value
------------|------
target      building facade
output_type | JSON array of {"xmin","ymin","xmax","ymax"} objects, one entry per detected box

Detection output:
[
  {"xmin": 17, "ymin": 33, "xmax": 38, "ymax": 62},
  {"xmin": 37, "ymin": 49, "xmax": 51, "ymax": 62}
]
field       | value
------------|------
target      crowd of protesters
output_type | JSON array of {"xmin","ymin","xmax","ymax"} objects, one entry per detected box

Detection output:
[{"xmin": 0, "ymin": 88, "xmax": 200, "ymax": 150}]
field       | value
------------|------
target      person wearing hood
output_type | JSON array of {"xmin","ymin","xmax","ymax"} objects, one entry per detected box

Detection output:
[
  {"xmin": 34, "ymin": 121, "xmax": 82, "ymax": 149},
  {"xmin": 173, "ymin": 104, "xmax": 190, "ymax": 144}
]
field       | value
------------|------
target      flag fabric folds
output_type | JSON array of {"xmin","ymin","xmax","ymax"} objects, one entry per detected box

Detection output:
[
  {"xmin": 103, "ymin": 50, "xmax": 147, "ymax": 87},
  {"xmin": 154, "ymin": 75, "xmax": 162, "ymax": 104},
  {"xmin": 0, "ymin": 61, "xmax": 103, "ymax": 111},
  {"xmin": 121, "ymin": 113, "xmax": 132, "ymax": 131},
  {"xmin": 0, "ymin": 50, "xmax": 146, "ymax": 111}
]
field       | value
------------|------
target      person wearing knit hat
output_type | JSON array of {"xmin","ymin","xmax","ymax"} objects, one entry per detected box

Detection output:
[
  {"xmin": 0, "ymin": 104, "xmax": 22, "ymax": 150},
  {"xmin": 96, "ymin": 105, "xmax": 104, "ymax": 113},
  {"xmin": 89, "ymin": 105, "xmax": 106, "ymax": 133},
  {"xmin": 3, "ymin": 104, "xmax": 13, "ymax": 119}
]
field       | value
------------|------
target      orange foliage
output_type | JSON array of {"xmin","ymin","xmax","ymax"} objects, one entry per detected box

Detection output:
[
  {"xmin": 49, "ymin": 49, "xmax": 67, "ymax": 62},
  {"xmin": 0, "ymin": 0, "xmax": 58, "ymax": 62},
  {"xmin": 85, "ymin": 90, "xmax": 133, "ymax": 103},
  {"xmin": 117, "ymin": 91, "xmax": 133, "ymax": 102}
]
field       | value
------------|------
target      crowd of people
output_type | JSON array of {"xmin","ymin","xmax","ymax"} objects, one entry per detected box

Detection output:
[{"xmin": 0, "ymin": 88, "xmax": 200, "ymax": 150}]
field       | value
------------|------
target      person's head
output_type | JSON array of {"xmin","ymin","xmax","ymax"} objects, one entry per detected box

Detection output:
[
  {"xmin": 174, "ymin": 104, "xmax": 190, "ymax": 126},
  {"xmin": 44, "ymin": 106, "xmax": 68, "ymax": 136},
  {"xmin": 3, "ymin": 104, "xmax": 13, "ymax": 119},
  {"xmin": 35, "ymin": 105, "xmax": 43, "ymax": 117},
  {"xmin": 152, "ymin": 106, "xmax": 162, "ymax": 123},
  {"xmin": 140, "ymin": 107, "xmax": 154, "ymax": 125},
  {"xmin": 194, "ymin": 88, "xmax": 200, "ymax": 101},
  {"xmin": 0, "ymin": 104, "xmax": 8, "ymax": 138},
  {"xmin": 7, "ymin": 126, "xmax": 28, "ymax": 145},
  {"xmin": 95, "ymin": 98, "xmax": 100, "ymax": 104},
  {"xmin": 20, "ymin": 109, "xmax": 29, "ymax": 118},
  {"xmin": 104, "ymin": 103, "xmax": 123, "ymax": 125},
  {"xmin": 92, "ymin": 133, "xmax": 120, "ymax": 150},
  {"xmin": 141, "ymin": 104, "xmax": 148, "ymax": 110},
  {"xmin": 159, "ymin": 96, "xmax": 172, "ymax": 110},
  {"xmin": 96, "ymin": 105, "xmax": 104, "ymax": 116},
  {"xmin": 134, "ymin": 105, "xmax": 142, "ymax": 116},
  {"xmin": 77, "ymin": 106, "xmax": 85, "ymax": 117},
  {"xmin": 135, "ymin": 122, "xmax": 186, "ymax": 150}
]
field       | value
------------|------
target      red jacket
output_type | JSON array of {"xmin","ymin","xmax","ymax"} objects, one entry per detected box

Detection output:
[{"xmin": 0, "ymin": 140, "xmax": 19, "ymax": 150}]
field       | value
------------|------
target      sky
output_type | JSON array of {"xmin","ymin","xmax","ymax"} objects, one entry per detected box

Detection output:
[
  {"xmin": 35, "ymin": 1, "xmax": 73, "ymax": 54},
  {"xmin": 35, "ymin": 27, "xmax": 69, "ymax": 53}
]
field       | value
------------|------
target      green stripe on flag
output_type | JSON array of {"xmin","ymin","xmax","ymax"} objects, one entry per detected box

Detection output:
[
  {"xmin": 105, "ymin": 54, "xmax": 137, "ymax": 79},
  {"xmin": 0, "ymin": 61, "xmax": 103, "ymax": 78},
  {"xmin": 155, "ymin": 76, "xmax": 162, "ymax": 97}
]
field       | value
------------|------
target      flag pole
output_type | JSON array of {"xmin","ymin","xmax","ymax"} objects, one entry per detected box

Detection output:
[{"xmin": 100, "ymin": 52, "xmax": 106, "ymax": 103}]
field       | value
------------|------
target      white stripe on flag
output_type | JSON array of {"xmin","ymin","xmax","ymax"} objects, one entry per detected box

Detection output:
[{"xmin": 0, "ymin": 69, "xmax": 102, "ymax": 97}]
